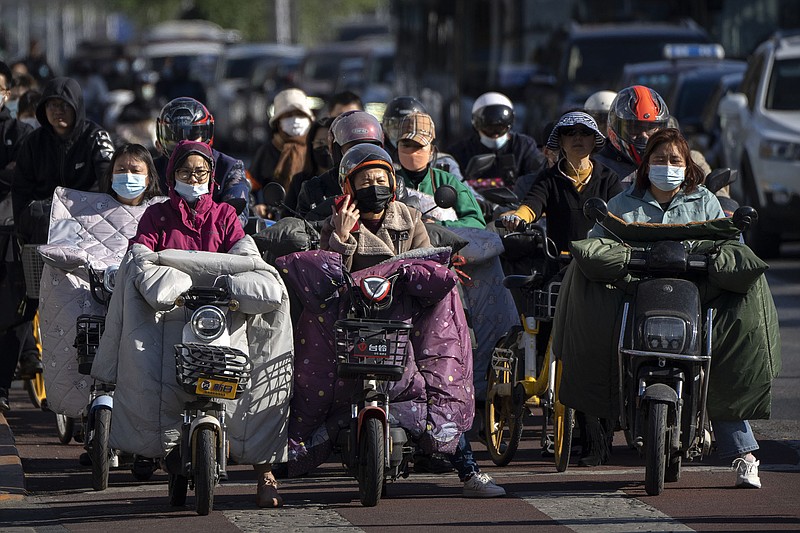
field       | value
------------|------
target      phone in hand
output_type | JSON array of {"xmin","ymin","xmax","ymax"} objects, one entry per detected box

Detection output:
[{"xmin": 333, "ymin": 194, "xmax": 359, "ymax": 230}]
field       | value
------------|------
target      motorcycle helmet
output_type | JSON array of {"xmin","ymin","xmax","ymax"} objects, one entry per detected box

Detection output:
[
  {"xmin": 382, "ymin": 96, "xmax": 428, "ymax": 146},
  {"xmin": 607, "ymin": 86, "xmax": 670, "ymax": 165},
  {"xmin": 471, "ymin": 91, "xmax": 514, "ymax": 137},
  {"xmin": 156, "ymin": 97, "xmax": 215, "ymax": 156},
  {"xmin": 338, "ymin": 144, "xmax": 396, "ymax": 197},
  {"xmin": 330, "ymin": 110, "xmax": 384, "ymax": 168},
  {"xmin": 583, "ymin": 90, "xmax": 617, "ymax": 134}
]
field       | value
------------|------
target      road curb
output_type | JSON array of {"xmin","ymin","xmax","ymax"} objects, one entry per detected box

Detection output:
[{"xmin": 0, "ymin": 411, "xmax": 26, "ymax": 501}]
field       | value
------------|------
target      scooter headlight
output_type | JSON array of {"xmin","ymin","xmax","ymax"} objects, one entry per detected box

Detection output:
[
  {"xmin": 103, "ymin": 265, "xmax": 119, "ymax": 293},
  {"xmin": 643, "ymin": 316, "xmax": 687, "ymax": 353},
  {"xmin": 360, "ymin": 276, "xmax": 391, "ymax": 302},
  {"xmin": 191, "ymin": 305, "xmax": 226, "ymax": 341}
]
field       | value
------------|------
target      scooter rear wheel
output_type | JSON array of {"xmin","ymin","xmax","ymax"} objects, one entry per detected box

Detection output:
[
  {"xmin": 56, "ymin": 413, "xmax": 74, "ymax": 445},
  {"xmin": 90, "ymin": 408, "xmax": 112, "ymax": 491},
  {"xmin": 194, "ymin": 427, "xmax": 217, "ymax": 516},
  {"xmin": 358, "ymin": 417, "xmax": 384, "ymax": 507},
  {"xmin": 553, "ymin": 360, "xmax": 574, "ymax": 472},
  {"xmin": 645, "ymin": 402, "xmax": 668, "ymax": 496}
]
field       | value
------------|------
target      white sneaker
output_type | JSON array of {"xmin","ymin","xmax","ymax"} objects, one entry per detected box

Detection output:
[
  {"xmin": 732, "ymin": 456, "xmax": 762, "ymax": 488},
  {"xmin": 463, "ymin": 472, "xmax": 506, "ymax": 498}
]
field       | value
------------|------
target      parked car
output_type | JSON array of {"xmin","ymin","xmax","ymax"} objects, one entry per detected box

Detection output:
[
  {"xmin": 206, "ymin": 42, "xmax": 305, "ymax": 151},
  {"xmin": 718, "ymin": 31, "xmax": 800, "ymax": 257},
  {"xmin": 697, "ymin": 71, "xmax": 744, "ymax": 167},
  {"xmin": 526, "ymin": 20, "xmax": 712, "ymax": 131}
]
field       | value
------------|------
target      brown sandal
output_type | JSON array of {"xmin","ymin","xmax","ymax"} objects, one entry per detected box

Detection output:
[{"xmin": 256, "ymin": 475, "xmax": 283, "ymax": 508}]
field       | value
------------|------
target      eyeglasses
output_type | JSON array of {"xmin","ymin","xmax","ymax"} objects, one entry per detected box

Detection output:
[
  {"xmin": 561, "ymin": 127, "xmax": 594, "ymax": 137},
  {"xmin": 175, "ymin": 168, "xmax": 211, "ymax": 183},
  {"xmin": 46, "ymin": 100, "xmax": 70, "ymax": 112}
]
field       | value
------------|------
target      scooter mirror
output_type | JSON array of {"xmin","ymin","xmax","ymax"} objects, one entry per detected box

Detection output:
[
  {"xmin": 704, "ymin": 168, "xmax": 736, "ymax": 194},
  {"xmin": 433, "ymin": 185, "xmax": 458, "ymax": 210},
  {"xmin": 464, "ymin": 153, "xmax": 496, "ymax": 180},
  {"xmin": 732, "ymin": 205, "xmax": 758, "ymax": 232},
  {"xmin": 583, "ymin": 197, "xmax": 609, "ymax": 223},
  {"xmin": 263, "ymin": 182, "xmax": 286, "ymax": 207}
]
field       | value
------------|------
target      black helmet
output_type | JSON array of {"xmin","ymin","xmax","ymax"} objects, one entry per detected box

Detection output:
[
  {"xmin": 382, "ymin": 96, "xmax": 428, "ymax": 146},
  {"xmin": 471, "ymin": 92, "xmax": 514, "ymax": 137},
  {"xmin": 156, "ymin": 97, "xmax": 215, "ymax": 156}
]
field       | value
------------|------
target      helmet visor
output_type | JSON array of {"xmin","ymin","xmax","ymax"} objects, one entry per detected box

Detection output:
[
  {"xmin": 617, "ymin": 118, "xmax": 669, "ymax": 146},
  {"xmin": 161, "ymin": 124, "xmax": 211, "ymax": 153}
]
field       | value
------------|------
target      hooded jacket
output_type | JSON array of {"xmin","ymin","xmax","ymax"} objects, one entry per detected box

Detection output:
[
  {"xmin": 0, "ymin": 106, "xmax": 33, "ymax": 199},
  {"xmin": 12, "ymin": 77, "xmax": 114, "ymax": 224},
  {"xmin": 131, "ymin": 140, "xmax": 245, "ymax": 252}
]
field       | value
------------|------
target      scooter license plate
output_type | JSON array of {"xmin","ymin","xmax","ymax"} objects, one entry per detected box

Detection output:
[{"xmin": 195, "ymin": 375, "xmax": 238, "ymax": 399}]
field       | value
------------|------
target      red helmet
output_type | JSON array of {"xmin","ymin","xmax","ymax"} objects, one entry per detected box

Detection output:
[
  {"xmin": 156, "ymin": 97, "xmax": 215, "ymax": 156},
  {"xmin": 338, "ymin": 144, "xmax": 395, "ymax": 197},
  {"xmin": 607, "ymin": 85, "xmax": 670, "ymax": 165}
]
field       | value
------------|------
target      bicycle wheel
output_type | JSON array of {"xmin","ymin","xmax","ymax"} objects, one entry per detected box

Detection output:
[
  {"xmin": 484, "ymin": 343, "xmax": 523, "ymax": 467},
  {"xmin": 553, "ymin": 359, "xmax": 574, "ymax": 472},
  {"xmin": 24, "ymin": 374, "xmax": 47, "ymax": 409},
  {"xmin": 645, "ymin": 401, "xmax": 668, "ymax": 496},
  {"xmin": 90, "ymin": 408, "xmax": 112, "ymax": 491},
  {"xmin": 194, "ymin": 427, "xmax": 218, "ymax": 516},
  {"xmin": 358, "ymin": 417, "xmax": 384, "ymax": 507},
  {"xmin": 56, "ymin": 413, "xmax": 74, "ymax": 445}
]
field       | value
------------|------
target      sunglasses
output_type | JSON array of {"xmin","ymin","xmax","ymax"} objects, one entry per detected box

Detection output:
[{"xmin": 561, "ymin": 127, "xmax": 594, "ymax": 137}]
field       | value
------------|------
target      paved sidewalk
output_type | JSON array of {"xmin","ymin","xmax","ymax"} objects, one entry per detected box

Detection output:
[{"xmin": 0, "ymin": 412, "xmax": 25, "ymax": 502}]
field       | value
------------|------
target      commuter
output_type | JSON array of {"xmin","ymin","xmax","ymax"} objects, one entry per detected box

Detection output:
[
  {"xmin": 0, "ymin": 61, "xmax": 34, "ymax": 205},
  {"xmin": 284, "ymin": 116, "xmax": 334, "ymax": 213},
  {"xmin": 583, "ymin": 90, "xmax": 617, "ymax": 138},
  {"xmin": 100, "ymin": 143, "xmax": 162, "ymax": 206},
  {"xmin": 321, "ymin": 144, "xmax": 506, "ymax": 497},
  {"xmin": 154, "ymin": 98, "xmax": 250, "ymax": 226},
  {"xmin": 7, "ymin": 72, "xmax": 38, "ymax": 119},
  {"xmin": 16, "ymin": 90, "xmax": 41, "ymax": 129},
  {"xmin": 22, "ymin": 39, "xmax": 55, "ymax": 83},
  {"xmin": 447, "ymin": 91, "xmax": 546, "ymax": 190},
  {"xmin": 328, "ymin": 90, "xmax": 363, "ymax": 118},
  {"xmin": 249, "ymin": 88, "xmax": 314, "ymax": 217}
]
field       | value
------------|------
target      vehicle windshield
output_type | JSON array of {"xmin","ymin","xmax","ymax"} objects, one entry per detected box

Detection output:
[
  {"xmin": 673, "ymin": 76, "xmax": 720, "ymax": 126},
  {"xmin": 765, "ymin": 57, "xmax": 800, "ymax": 110},
  {"xmin": 566, "ymin": 36, "xmax": 708, "ymax": 90},
  {"xmin": 224, "ymin": 57, "xmax": 262, "ymax": 79}
]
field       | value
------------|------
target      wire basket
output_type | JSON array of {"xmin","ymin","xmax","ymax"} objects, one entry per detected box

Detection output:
[
  {"xmin": 175, "ymin": 343, "xmax": 251, "ymax": 399},
  {"xmin": 335, "ymin": 318, "xmax": 412, "ymax": 382},
  {"xmin": 74, "ymin": 315, "xmax": 106, "ymax": 375},
  {"xmin": 532, "ymin": 281, "xmax": 561, "ymax": 322},
  {"xmin": 21, "ymin": 244, "xmax": 44, "ymax": 299}
]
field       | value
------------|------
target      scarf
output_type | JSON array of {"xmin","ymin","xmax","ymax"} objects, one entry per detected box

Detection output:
[{"xmin": 272, "ymin": 132, "xmax": 310, "ymax": 190}]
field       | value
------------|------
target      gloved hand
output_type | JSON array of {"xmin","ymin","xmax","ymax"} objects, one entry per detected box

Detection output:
[{"xmin": 499, "ymin": 213, "xmax": 522, "ymax": 231}]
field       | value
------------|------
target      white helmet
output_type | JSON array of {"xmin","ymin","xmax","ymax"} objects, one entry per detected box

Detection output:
[
  {"xmin": 472, "ymin": 92, "xmax": 513, "ymax": 115},
  {"xmin": 583, "ymin": 90, "xmax": 617, "ymax": 114}
]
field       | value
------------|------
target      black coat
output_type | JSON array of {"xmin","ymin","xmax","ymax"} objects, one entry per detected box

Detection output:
[
  {"xmin": 0, "ymin": 108, "xmax": 34, "ymax": 198},
  {"xmin": 12, "ymin": 77, "xmax": 114, "ymax": 241},
  {"xmin": 296, "ymin": 168, "xmax": 341, "ymax": 221},
  {"xmin": 520, "ymin": 158, "xmax": 623, "ymax": 253},
  {"xmin": 446, "ymin": 132, "xmax": 546, "ymax": 187}
]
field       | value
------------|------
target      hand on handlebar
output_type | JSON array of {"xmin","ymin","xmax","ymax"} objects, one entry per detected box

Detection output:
[{"xmin": 498, "ymin": 212, "xmax": 523, "ymax": 231}]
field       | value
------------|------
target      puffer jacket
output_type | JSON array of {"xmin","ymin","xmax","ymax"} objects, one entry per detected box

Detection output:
[{"xmin": 131, "ymin": 140, "xmax": 244, "ymax": 252}]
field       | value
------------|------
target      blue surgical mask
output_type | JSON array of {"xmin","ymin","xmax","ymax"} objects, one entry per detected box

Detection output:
[
  {"xmin": 648, "ymin": 165, "xmax": 685, "ymax": 192},
  {"xmin": 479, "ymin": 132, "xmax": 509, "ymax": 150},
  {"xmin": 112, "ymin": 172, "xmax": 148, "ymax": 200},
  {"xmin": 174, "ymin": 179, "xmax": 209, "ymax": 201}
]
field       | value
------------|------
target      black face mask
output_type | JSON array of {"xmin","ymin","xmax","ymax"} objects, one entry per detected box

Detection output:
[
  {"xmin": 355, "ymin": 185, "xmax": 393, "ymax": 214},
  {"xmin": 312, "ymin": 146, "xmax": 333, "ymax": 170}
]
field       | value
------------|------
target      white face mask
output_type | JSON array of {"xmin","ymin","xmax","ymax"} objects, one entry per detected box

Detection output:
[
  {"xmin": 174, "ymin": 179, "xmax": 209, "ymax": 201},
  {"xmin": 279, "ymin": 116, "xmax": 311, "ymax": 137},
  {"xmin": 112, "ymin": 172, "xmax": 148, "ymax": 200},
  {"xmin": 648, "ymin": 165, "xmax": 686, "ymax": 192},
  {"xmin": 479, "ymin": 132, "xmax": 509, "ymax": 150}
]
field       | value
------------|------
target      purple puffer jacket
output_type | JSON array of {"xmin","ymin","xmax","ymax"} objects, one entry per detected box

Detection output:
[{"xmin": 276, "ymin": 249, "xmax": 474, "ymax": 474}]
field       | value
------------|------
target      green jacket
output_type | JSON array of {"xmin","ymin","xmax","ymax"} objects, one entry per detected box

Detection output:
[
  {"xmin": 553, "ymin": 217, "xmax": 781, "ymax": 422},
  {"xmin": 397, "ymin": 166, "xmax": 485, "ymax": 229}
]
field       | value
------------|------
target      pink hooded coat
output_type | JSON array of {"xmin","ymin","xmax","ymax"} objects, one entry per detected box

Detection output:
[{"xmin": 131, "ymin": 140, "xmax": 245, "ymax": 252}]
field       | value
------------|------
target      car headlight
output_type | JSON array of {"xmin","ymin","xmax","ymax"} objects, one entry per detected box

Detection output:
[
  {"xmin": 103, "ymin": 265, "xmax": 119, "ymax": 293},
  {"xmin": 191, "ymin": 305, "xmax": 226, "ymax": 341},
  {"xmin": 643, "ymin": 316, "xmax": 687, "ymax": 353},
  {"xmin": 758, "ymin": 139, "xmax": 800, "ymax": 161}
]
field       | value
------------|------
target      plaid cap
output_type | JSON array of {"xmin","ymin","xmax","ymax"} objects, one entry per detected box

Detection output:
[
  {"xmin": 546, "ymin": 111, "xmax": 605, "ymax": 152},
  {"xmin": 398, "ymin": 112, "xmax": 436, "ymax": 146}
]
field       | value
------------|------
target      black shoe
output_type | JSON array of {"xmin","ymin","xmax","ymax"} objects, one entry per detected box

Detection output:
[
  {"xmin": 17, "ymin": 351, "xmax": 43, "ymax": 377},
  {"xmin": 413, "ymin": 453, "xmax": 454, "ymax": 474},
  {"xmin": 0, "ymin": 388, "xmax": 9, "ymax": 413},
  {"xmin": 163, "ymin": 448, "xmax": 182, "ymax": 475},
  {"xmin": 79, "ymin": 452, "xmax": 93, "ymax": 466}
]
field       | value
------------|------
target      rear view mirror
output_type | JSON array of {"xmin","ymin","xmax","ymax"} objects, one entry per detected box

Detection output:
[
  {"xmin": 434, "ymin": 185, "xmax": 458, "ymax": 210},
  {"xmin": 732, "ymin": 206, "xmax": 758, "ymax": 232},
  {"xmin": 263, "ymin": 182, "xmax": 286, "ymax": 207},
  {"xmin": 464, "ymin": 153, "xmax": 496, "ymax": 180},
  {"xmin": 583, "ymin": 197, "xmax": 609, "ymax": 223},
  {"xmin": 704, "ymin": 168, "xmax": 737, "ymax": 194}
]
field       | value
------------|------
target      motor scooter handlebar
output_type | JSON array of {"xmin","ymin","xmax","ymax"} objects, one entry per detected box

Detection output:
[{"xmin": 628, "ymin": 244, "xmax": 709, "ymax": 273}]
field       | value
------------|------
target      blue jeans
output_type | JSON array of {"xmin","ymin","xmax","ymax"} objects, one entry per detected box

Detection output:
[
  {"xmin": 447, "ymin": 433, "xmax": 479, "ymax": 482},
  {"xmin": 713, "ymin": 419, "xmax": 759, "ymax": 459}
]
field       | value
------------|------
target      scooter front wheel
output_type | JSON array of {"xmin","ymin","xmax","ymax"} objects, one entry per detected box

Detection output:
[
  {"xmin": 169, "ymin": 473, "xmax": 188, "ymax": 507},
  {"xmin": 645, "ymin": 401, "xmax": 668, "ymax": 496},
  {"xmin": 194, "ymin": 427, "xmax": 218, "ymax": 516},
  {"xmin": 90, "ymin": 408, "xmax": 112, "ymax": 491},
  {"xmin": 56, "ymin": 413, "xmax": 74, "ymax": 445},
  {"xmin": 358, "ymin": 417, "xmax": 384, "ymax": 507},
  {"xmin": 484, "ymin": 351, "xmax": 523, "ymax": 466}
]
